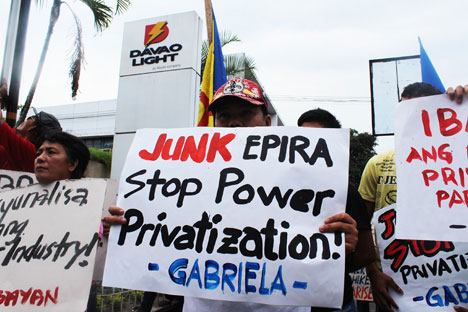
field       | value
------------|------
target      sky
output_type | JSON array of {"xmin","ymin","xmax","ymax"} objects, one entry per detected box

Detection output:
[{"xmin": 1, "ymin": 0, "xmax": 468, "ymax": 152}]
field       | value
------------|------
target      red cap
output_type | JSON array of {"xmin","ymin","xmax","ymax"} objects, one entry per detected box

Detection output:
[{"xmin": 209, "ymin": 78, "xmax": 267, "ymax": 111}]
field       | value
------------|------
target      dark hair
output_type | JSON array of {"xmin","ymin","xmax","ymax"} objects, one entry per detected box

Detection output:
[
  {"xmin": 401, "ymin": 82, "xmax": 443, "ymax": 99},
  {"xmin": 29, "ymin": 111, "xmax": 62, "ymax": 148},
  {"xmin": 297, "ymin": 108, "xmax": 341, "ymax": 128},
  {"xmin": 40, "ymin": 131, "xmax": 90, "ymax": 179}
]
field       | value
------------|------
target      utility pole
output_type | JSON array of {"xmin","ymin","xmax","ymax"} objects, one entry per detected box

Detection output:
[{"xmin": 204, "ymin": 0, "xmax": 213, "ymax": 45}]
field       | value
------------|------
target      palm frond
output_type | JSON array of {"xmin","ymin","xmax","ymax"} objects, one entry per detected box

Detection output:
[
  {"xmin": 79, "ymin": 0, "xmax": 113, "ymax": 31},
  {"xmin": 114, "ymin": 0, "xmax": 131, "ymax": 15},
  {"xmin": 200, "ymin": 40, "xmax": 209, "ymax": 74},
  {"xmin": 220, "ymin": 30, "xmax": 240, "ymax": 47},
  {"xmin": 224, "ymin": 53, "xmax": 256, "ymax": 78},
  {"xmin": 63, "ymin": 2, "xmax": 85, "ymax": 99},
  {"xmin": 200, "ymin": 30, "xmax": 242, "ymax": 76}
]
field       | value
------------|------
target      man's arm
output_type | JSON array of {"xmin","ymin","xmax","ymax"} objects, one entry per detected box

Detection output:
[
  {"xmin": 348, "ymin": 229, "xmax": 375, "ymax": 272},
  {"xmin": 366, "ymin": 261, "xmax": 402, "ymax": 312}
]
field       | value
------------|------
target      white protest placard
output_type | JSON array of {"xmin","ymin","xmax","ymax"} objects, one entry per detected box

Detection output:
[
  {"xmin": 395, "ymin": 95, "xmax": 468, "ymax": 241},
  {"xmin": 375, "ymin": 204, "xmax": 468, "ymax": 310},
  {"xmin": 0, "ymin": 179, "xmax": 110, "ymax": 311},
  {"xmin": 0, "ymin": 170, "xmax": 36, "ymax": 191},
  {"xmin": 104, "ymin": 127, "xmax": 349, "ymax": 308},
  {"xmin": 350, "ymin": 268, "xmax": 373, "ymax": 302}
]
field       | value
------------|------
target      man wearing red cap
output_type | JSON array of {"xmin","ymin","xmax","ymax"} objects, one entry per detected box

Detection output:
[{"xmin": 185, "ymin": 78, "xmax": 359, "ymax": 312}]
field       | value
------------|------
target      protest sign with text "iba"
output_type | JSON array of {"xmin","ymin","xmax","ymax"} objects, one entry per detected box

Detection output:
[
  {"xmin": 375, "ymin": 204, "xmax": 468, "ymax": 311},
  {"xmin": 395, "ymin": 95, "xmax": 468, "ymax": 242},
  {"xmin": 103, "ymin": 127, "xmax": 349, "ymax": 308},
  {"xmin": 0, "ymin": 179, "xmax": 113, "ymax": 311}
]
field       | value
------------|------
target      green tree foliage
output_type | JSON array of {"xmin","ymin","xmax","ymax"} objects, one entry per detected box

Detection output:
[
  {"xmin": 349, "ymin": 129, "xmax": 377, "ymax": 188},
  {"xmin": 89, "ymin": 147, "xmax": 112, "ymax": 170},
  {"xmin": 200, "ymin": 30, "xmax": 256, "ymax": 79}
]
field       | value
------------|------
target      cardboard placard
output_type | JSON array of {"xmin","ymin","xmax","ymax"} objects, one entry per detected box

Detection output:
[
  {"xmin": 375, "ymin": 204, "xmax": 468, "ymax": 310},
  {"xmin": 0, "ymin": 179, "xmax": 110, "ymax": 311},
  {"xmin": 395, "ymin": 95, "xmax": 468, "ymax": 241},
  {"xmin": 104, "ymin": 127, "xmax": 350, "ymax": 308}
]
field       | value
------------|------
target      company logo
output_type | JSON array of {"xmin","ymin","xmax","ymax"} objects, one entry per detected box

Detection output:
[{"xmin": 144, "ymin": 21, "xmax": 169, "ymax": 47}]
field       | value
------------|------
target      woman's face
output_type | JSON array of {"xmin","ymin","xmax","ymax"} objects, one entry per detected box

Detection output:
[{"xmin": 35, "ymin": 141, "xmax": 77, "ymax": 184}]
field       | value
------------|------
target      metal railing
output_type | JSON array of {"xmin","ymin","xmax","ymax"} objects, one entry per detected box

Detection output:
[{"xmin": 96, "ymin": 284, "xmax": 143, "ymax": 312}]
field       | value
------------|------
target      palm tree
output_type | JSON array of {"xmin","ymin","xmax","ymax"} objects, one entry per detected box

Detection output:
[
  {"xmin": 16, "ymin": 0, "xmax": 130, "ymax": 126},
  {"xmin": 200, "ymin": 30, "xmax": 256, "ymax": 80}
]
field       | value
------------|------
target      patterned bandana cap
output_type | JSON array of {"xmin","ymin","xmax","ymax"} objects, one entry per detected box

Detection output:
[{"xmin": 209, "ymin": 78, "xmax": 267, "ymax": 111}]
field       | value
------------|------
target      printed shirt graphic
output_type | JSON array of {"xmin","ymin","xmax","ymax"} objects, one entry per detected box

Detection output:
[{"xmin": 358, "ymin": 150, "xmax": 397, "ymax": 212}]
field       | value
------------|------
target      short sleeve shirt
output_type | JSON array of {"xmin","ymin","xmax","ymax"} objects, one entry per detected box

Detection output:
[{"xmin": 358, "ymin": 150, "xmax": 397, "ymax": 212}]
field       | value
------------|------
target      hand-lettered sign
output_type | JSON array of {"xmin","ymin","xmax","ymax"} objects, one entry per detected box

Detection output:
[
  {"xmin": 103, "ymin": 127, "xmax": 350, "ymax": 308},
  {"xmin": 350, "ymin": 268, "xmax": 373, "ymax": 301},
  {"xmin": 375, "ymin": 204, "xmax": 468, "ymax": 310},
  {"xmin": 395, "ymin": 95, "xmax": 468, "ymax": 242},
  {"xmin": 0, "ymin": 179, "xmax": 111, "ymax": 311},
  {"xmin": 0, "ymin": 169, "xmax": 36, "ymax": 191}
]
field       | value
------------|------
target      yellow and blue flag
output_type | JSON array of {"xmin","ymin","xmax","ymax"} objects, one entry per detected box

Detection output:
[{"xmin": 198, "ymin": 9, "xmax": 227, "ymax": 127}]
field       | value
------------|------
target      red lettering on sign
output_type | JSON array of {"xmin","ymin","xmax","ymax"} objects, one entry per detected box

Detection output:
[
  {"xmin": 139, "ymin": 133, "xmax": 167, "ymax": 160},
  {"xmin": 437, "ymin": 108, "xmax": 463, "ymax": 136},
  {"xmin": 378, "ymin": 209, "xmax": 396, "ymax": 240},
  {"xmin": 180, "ymin": 134, "xmax": 209, "ymax": 163},
  {"xmin": 206, "ymin": 132, "xmax": 235, "ymax": 162},
  {"xmin": 422, "ymin": 169, "xmax": 439, "ymax": 186},
  {"xmin": 436, "ymin": 189, "xmax": 468, "ymax": 208},
  {"xmin": 161, "ymin": 136, "xmax": 185, "ymax": 160},
  {"xmin": 384, "ymin": 239, "xmax": 455, "ymax": 272},
  {"xmin": 421, "ymin": 109, "xmax": 432, "ymax": 137},
  {"xmin": 139, "ymin": 133, "xmax": 235, "ymax": 163},
  {"xmin": 406, "ymin": 144, "xmax": 452, "ymax": 164},
  {"xmin": 0, "ymin": 287, "xmax": 59, "ymax": 307}
]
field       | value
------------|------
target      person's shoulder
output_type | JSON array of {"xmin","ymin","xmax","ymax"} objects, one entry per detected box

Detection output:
[{"xmin": 368, "ymin": 149, "xmax": 394, "ymax": 163}]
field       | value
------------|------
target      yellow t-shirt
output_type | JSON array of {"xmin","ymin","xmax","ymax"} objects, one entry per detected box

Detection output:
[{"xmin": 358, "ymin": 149, "xmax": 397, "ymax": 212}]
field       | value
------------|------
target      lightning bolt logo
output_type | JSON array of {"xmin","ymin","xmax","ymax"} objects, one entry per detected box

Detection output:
[{"xmin": 145, "ymin": 21, "xmax": 169, "ymax": 47}]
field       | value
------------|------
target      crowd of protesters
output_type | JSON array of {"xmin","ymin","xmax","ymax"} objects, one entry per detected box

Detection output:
[{"xmin": 1, "ymin": 79, "xmax": 468, "ymax": 312}]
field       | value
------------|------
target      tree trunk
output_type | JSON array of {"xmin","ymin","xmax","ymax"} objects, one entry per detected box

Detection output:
[{"xmin": 16, "ymin": 0, "xmax": 61, "ymax": 127}]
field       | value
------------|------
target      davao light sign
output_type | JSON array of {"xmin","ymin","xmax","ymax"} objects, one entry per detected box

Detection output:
[
  {"xmin": 120, "ymin": 12, "xmax": 201, "ymax": 76},
  {"xmin": 129, "ymin": 21, "xmax": 183, "ymax": 67}
]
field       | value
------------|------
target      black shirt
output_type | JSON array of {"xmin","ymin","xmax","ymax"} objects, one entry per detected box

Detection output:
[{"xmin": 311, "ymin": 184, "xmax": 371, "ymax": 312}]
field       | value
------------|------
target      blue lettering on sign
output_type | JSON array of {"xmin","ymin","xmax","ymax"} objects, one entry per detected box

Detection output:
[
  {"xmin": 245, "ymin": 262, "xmax": 259, "ymax": 294},
  {"xmin": 205, "ymin": 260, "xmax": 220, "ymax": 290},
  {"xmin": 270, "ymin": 265, "xmax": 286, "ymax": 295},
  {"xmin": 292, "ymin": 281, "xmax": 308, "ymax": 290},
  {"xmin": 186, "ymin": 259, "xmax": 202, "ymax": 288},
  {"xmin": 168, "ymin": 258, "xmax": 188, "ymax": 286},
  {"xmin": 167, "ymin": 258, "xmax": 288, "ymax": 296},
  {"xmin": 425, "ymin": 283, "xmax": 468, "ymax": 307},
  {"xmin": 222, "ymin": 263, "xmax": 237, "ymax": 292},
  {"xmin": 259, "ymin": 263, "xmax": 269, "ymax": 295}
]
